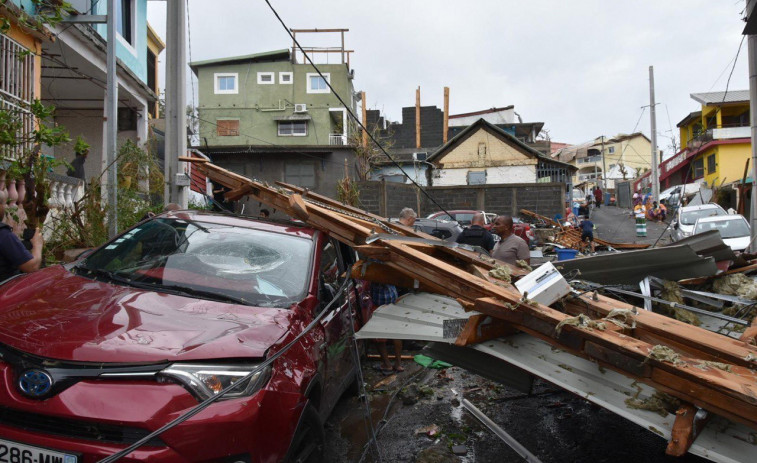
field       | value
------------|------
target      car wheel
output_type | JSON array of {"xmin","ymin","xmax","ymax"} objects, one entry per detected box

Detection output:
[{"xmin": 285, "ymin": 404, "xmax": 324, "ymax": 463}]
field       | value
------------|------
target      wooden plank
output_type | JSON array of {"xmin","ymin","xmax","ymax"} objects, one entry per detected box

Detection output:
[
  {"xmin": 288, "ymin": 194, "xmax": 310, "ymax": 221},
  {"xmin": 666, "ymin": 403, "xmax": 709, "ymax": 457},
  {"xmin": 454, "ymin": 314, "xmax": 518, "ymax": 346}
]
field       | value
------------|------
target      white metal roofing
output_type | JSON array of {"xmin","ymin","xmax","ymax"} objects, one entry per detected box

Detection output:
[
  {"xmin": 357, "ymin": 292, "xmax": 755, "ymax": 463},
  {"xmin": 690, "ymin": 90, "xmax": 749, "ymax": 105}
]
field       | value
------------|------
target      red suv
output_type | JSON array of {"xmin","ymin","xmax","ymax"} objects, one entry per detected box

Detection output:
[
  {"xmin": 0, "ymin": 211, "xmax": 363, "ymax": 462},
  {"xmin": 427, "ymin": 210, "xmax": 535, "ymax": 247}
]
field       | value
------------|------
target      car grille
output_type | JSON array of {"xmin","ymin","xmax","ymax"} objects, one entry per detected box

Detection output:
[{"xmin": 0, "ymin": 406, "xmax": 166, "ymax": 446}]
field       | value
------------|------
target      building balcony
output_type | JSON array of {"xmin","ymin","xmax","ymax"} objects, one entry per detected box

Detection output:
[{"xmin": 329, "ymin": 134, "xmax": 347, "ymax": 145}]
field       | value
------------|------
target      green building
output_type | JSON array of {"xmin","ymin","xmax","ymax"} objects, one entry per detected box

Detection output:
[{"xmin": 190, "ymin": 48, "xmax": 361, "ymax": 211}]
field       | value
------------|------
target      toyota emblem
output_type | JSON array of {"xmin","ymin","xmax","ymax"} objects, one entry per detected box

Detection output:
[{"xmin": 18, "ymin": 369, "xmax": 53, "ymax": 398}]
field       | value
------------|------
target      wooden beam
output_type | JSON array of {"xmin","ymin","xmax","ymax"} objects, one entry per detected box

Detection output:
[
  {"xmin": 443, "ymin": 87, "xmax": 449, "ymax": 144},
  {"xmin": 666, "ymin": 403, "xmax": 709, "ymax": 457},
  {"xmin": 416, "ymin": 86, "xmax": 421, "ymax": 149}
]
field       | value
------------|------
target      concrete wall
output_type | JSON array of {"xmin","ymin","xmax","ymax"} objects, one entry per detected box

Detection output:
[
  {"xmin": 212, "ymin": 148, "xmax": 357, "ymax": 215},
  {"xmin": 197, "ymin": 61, "xmax": 355, "ymax": 147},
  {"xmin": 92, "ymin": 0, "xmax": 149, "ymax": 84},
  {"xmin": 358, "ymin": 181, "xmax": 565, "ymax": 219},
  {"xmin": 435, "ymin": 166, "xmax": 535, "ymax": 186}
]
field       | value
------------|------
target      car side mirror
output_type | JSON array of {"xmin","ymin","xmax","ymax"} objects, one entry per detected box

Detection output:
[
  {"xmin": 319, "ymin": 279, "xmax": 337, "ymax": 310},
  {"xmin": 673, "ymin": 222, "xmax": 679, "ymax": 229}
]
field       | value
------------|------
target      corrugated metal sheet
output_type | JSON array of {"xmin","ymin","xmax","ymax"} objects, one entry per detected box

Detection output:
[{"xmin": 356, "ymin": 292, "xmax": 755, "ymax": 463}]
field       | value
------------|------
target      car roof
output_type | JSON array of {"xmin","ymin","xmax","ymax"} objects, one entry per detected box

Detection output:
[
  {"xmin": 679, "ymin": 204, "xmax": 725, "ymax": 213},
  {"xmin": 695, "ymin": 214, "xmax": 748, "ymax": 224},
  {"xmin": 158, "ymin": 210, "xmax": 317, "ymax": 238}
]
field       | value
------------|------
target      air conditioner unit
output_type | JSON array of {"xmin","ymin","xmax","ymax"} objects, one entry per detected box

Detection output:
[
  {"xmin": 412, "ymin": 152, "xmax": 428, "ymax": 161},
  {"xmin": 294, "ymin": 104, "xmax": 308, "ymax": 113}
]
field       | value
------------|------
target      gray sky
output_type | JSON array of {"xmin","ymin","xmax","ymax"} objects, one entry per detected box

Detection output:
[{"xmin": 148, "ymin": 1, "xmax": 749, "ymax": 156}]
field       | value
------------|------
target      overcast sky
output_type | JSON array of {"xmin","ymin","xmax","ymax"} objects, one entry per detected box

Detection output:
[{"xmin": 148, "ymin": 0, "xmax": 749, "ymax": 156}]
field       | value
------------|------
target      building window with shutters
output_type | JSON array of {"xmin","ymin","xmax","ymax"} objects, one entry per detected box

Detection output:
[
  {"xmin": 217, "ymin": 119, "xmax": 240, "ymax": 136},
  {"xmin": 707, "ymin": 154, "xmax": 716, "ymax": 174},
  {"xmin": 285, "ymin": 162, "xmax": 316, "ymax": 188},
  {"xmin": 278, "ymin": 121, "xmax": 308, "ymax": 136}
]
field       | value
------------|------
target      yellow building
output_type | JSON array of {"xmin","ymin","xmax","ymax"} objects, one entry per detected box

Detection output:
[
  {"xmin": 146, "ymin": 23, "xmax": 165, "ymax": 118},
  {"xmin": 0, "ymin": 2, "xmax": 54, "ymax": 157},
  {"xmin": 668, "ymin": 91, "xmax": 750, "ymax": 190},
  {"xmin": 552, "ymin": 132, "xmax": 652, "ymax": 191}
]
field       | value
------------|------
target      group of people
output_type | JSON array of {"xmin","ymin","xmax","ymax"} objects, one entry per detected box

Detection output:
[{"xmin": 632, "ymin": 193, "xmax": 668, "ymax": 237}]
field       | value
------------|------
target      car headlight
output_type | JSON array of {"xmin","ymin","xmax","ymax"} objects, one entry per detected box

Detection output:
[{"xmin": 158, "ymin": 363, "xmax": 271, "ymax": 401}]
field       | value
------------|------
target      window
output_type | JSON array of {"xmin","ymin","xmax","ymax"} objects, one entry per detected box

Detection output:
[
  {"xmin": 217, "ymin": 119, "xmax": 240, "ymax": 136},
  {"xmin": 306, "ymin": 73, "xmax": 330, "ymax": 93},
  {"xmin": 116, "ymin": 0, "xmax": 134, "ymax": 45},
  {"xmin": 607, "ymin": 146, "xmax": 615, "ymax": 154},
  {"xmin": 692, "ymin": 158, "xmax": 705, "ymax": 179},
  {"xmin": 467, "ymin": 171, "xmax": 486, "ymax": 185},
  {"xmin": 214, "ymin": 73, "xmax": 238, "ymax": 94},
  {"xmin": 278, "ymin": 121, "xmax": 307, "ymax": 136},
  {"xmin": 0, "ymin": 32, "xmax": 35, "ymax": 159},
  {"xmin": 707, "ymin": 154, "xmax": 716, "ymax": 174},
  {"xmin": 257, "ymin": 72, "xmax": 274, "ymax": 84},
  {"xmin": 285, "ymin": 163, "xmax": 315, "ymax": 188},
  {"xmin": 279, "ymin": 72, "xmax": 293, "ymax": 84}
]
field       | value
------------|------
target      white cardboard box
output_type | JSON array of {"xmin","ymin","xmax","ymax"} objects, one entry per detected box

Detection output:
[{"xmin": 514, "ymin": 262, "xmax": 571, "ymax": 306}]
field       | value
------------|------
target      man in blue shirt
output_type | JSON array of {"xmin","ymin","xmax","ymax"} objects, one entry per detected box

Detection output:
[
  {"xmin": 579, "ymin": 216, "xmax": 596, "ymax": 255},
  {"xmin": 0, "ymin": 189, "xmax": 43, "ymax": 282}
]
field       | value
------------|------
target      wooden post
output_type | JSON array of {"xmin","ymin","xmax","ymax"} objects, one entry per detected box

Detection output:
[
  {"xmin": 416, "ymin": 86, "xmax": 421, "ymax": 149},
  {"xmin": 443, "ymin": 86, "xmax": 449, "ymax": 143},
  {"xmin": 361, "ymin": 91, "xmax": 368, "ymax": 148},
  {"xmin": 344, "ymin": 158, "xmax": 349, "ymax": 179}
]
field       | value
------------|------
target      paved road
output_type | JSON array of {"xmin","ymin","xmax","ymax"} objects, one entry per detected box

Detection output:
[{"xmin": 589, "ymin": 204, "xmax": 672, "ymax": 247}]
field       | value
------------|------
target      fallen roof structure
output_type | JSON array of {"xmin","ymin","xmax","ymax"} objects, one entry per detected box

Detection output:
[
  {"xmin": 553, "ymin": 245, "xmax": 719, "ymax": 285},
  {"xmin": 356, "ymin": 293, "xmax": 756, "ymax": 463},
  {"xmin": 184, "ymin": 158, "xmax": 757, "ymax": 459}
]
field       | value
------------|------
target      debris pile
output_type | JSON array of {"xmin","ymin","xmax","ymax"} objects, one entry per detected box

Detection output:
[{"xmin": 185, "ymin": 158, "xmax": 757, "ymax": 459}]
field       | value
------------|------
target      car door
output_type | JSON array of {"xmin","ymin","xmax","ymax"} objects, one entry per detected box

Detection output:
[{"xmin": 316, "ymin": 237, "xmax": 355, "ymax": 412}]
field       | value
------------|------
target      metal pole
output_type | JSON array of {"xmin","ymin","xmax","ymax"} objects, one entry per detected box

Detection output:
[
  {"xmin": 165, "ymin": 0, "xmax": 188, "ymax": 207},
  {"xmin": 748, "ymin": 35, "xmax": 757, "ymax": 251},
  {"xmin": 106, "ymin": 0, "xmax": 118, "ymax": 238},
  {"xmin": 601, "ymin": 135, "xmax": 607, "ymax": 196},
  {"xmin": 649, "ymin": 66, "xmax": 659, "ymax": 204}
]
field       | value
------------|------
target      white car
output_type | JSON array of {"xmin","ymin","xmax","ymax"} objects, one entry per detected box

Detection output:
[
  {"xmin": 692, "ymin": 214, "xmax": 751, "ymax": 251},
  {"xmin": 671, "ymin": 203, "xmax": 727, "ymax": 241}
]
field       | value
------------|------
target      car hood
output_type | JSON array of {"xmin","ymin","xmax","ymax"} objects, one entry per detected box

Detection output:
[
  {"xmin": 723, "ymin": 236, "xmax": 751, "ymax": 252},
  {"xmin": 0, "ymin": 266, "xmax": 295, "ymax": 363}
]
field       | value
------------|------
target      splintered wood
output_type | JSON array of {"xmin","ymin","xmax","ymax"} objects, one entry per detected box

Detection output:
[{"xmin": 184, "ymin": 158, "xmax": 757, "ymax": 433}]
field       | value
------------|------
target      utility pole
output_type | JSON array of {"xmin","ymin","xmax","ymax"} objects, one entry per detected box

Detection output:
[
  {"xmin": 105, "ymin": 0, "xmax": 118, "ymax": 238},
  {"xmin": 165, "ymin": 0, "xmax": 188, "ymax": 207},
  {"xmin": 649, "ymin": 66, "xmax": 659, "ymax": 203},
  {"xmin": 749, "ymin": 34, "xmax": 757, "ymax": 250},
  {"xmin": 601, "ymin": 135, "xmax": 607, "ymax": 200}
]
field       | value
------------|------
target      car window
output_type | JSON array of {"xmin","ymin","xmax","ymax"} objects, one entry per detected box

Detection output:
[
  {"xmin": 680, "ymin": 207, "xmax": 726, "ymax": 225},
  {"xmin": 455, "ymin": 213, "xmax": 474, "ymax": 225},
  {"xmin": 696, "ymin": 218, "xmax": 750, "ymax": 239},
  {"xmin": 81, "ymin": 218, "xmax": 313, "ymax": 308}
]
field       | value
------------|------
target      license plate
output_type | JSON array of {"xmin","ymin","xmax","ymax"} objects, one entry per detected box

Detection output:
[{"xmin": 0, "ymin": 439, "xmax": 78, "ymax": 463}]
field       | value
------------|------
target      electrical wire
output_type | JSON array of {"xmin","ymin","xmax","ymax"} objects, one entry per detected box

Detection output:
[
  {"xmin": 98, "ymin": 275, "xmax": 354, "ymax": 463},
  {"xmin": 262, "ymin": 0, "xmax": 453, "ymax": 219}
]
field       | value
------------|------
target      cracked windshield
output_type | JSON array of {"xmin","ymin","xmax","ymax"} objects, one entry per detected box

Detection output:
[{"xmin": 79, "ymin": 218, "xmax": 312, "ymax": 307}]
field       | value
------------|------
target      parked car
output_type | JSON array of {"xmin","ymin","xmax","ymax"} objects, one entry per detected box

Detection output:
[
  {"xmin": 671, "ymin": 203, "xmax": 728, "ymax": 241},
  {"xmin": 0, "ymin": 211, "xmax": 365, "ymax": 462},
  {"xmin": 411, "ymin": 217, "xmax": 464, "ymax": 241},
  {"xmin": 693, "ymin": 214, "xmax": 752, "ymax": 251},
  {"xmin": 426, "ymin": 210, "xmax": 535, "ymax": 247}
]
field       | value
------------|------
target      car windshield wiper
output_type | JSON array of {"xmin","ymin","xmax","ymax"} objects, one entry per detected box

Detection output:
[{"xmin": 153, "ymin": 284, "xmax": 252, "ymax": 306}]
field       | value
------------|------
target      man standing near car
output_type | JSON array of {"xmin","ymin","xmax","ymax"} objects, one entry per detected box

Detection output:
[
  {"xmin": 0, "ymin": 189, "xmax": 43, "ymax": 282},
  {"xmin": 491, "ymin": 215, "xmax": 530, "ymax": 266},
  {"xmin": 455, "ymin": 212, "xmax": 495, "ymax": 252}
]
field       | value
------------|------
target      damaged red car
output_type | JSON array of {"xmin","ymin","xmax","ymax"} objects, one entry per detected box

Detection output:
[{"xmin": 0, "ymin": 211, "xmax": 364, "ymax": 462}]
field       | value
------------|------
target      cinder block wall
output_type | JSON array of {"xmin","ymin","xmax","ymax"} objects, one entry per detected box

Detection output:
[{"xmin": 358, "ymin": 181, "xmax": 565, "ymax": 218}]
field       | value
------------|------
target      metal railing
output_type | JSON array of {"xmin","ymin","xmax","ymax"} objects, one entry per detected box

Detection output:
[
  {"xmin": 329, "ymin": 134, "xmax": 347, "ymax": 145},
  {"xmin": 577, "ymin": 155, "xmax": 602, "ymax": 164},
  {"xmin": 0, "ymin": 32, "xmax": 36, "ymax": 160}
]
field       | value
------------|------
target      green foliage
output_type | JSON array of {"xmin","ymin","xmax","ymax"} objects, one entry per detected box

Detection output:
[
  {"xmin": 45, "ymin": 141, "xmax": 165, "ymax": 261},
  {"xmin": 73, "ymin": 135, "xmax": 89, "ymax": 155}
]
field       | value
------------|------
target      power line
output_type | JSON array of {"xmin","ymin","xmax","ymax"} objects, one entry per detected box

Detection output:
[{"xmin": 262, "ymin": 0, "xmax": 451, "ymax": 217}]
